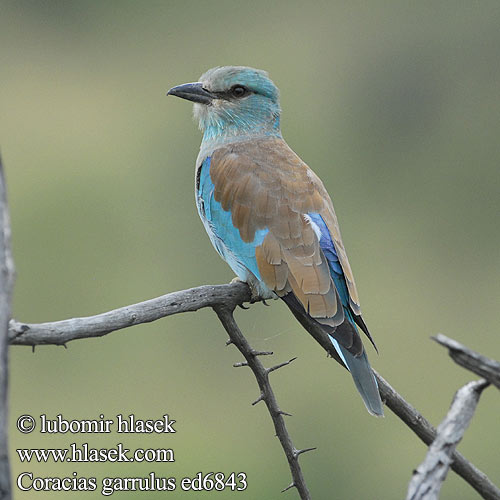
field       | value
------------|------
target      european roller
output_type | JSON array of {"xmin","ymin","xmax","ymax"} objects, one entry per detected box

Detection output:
[{"xmin": 167, "ymin": 66, "xmax": 383, "ymax": 416}]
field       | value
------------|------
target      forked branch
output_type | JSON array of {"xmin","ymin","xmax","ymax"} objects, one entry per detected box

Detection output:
[{"xmin": 8, "ymin": 282, "xmax": 500, "ymax": 499}]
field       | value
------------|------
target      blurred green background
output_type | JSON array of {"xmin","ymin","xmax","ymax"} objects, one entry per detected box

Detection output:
[{"xmin": 1, "ymin": 1, "xmax": 499, "ymax": 498}]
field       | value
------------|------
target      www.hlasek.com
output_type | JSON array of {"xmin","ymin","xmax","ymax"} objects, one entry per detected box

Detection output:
[{"xmin": 15, "ymin": 413, "xmax": 248, "ymax": 494}]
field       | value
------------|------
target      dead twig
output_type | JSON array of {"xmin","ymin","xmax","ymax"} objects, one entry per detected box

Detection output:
[
  {"xmin": 433, "ymin": 334, "xmax": 500, "ymax": 390},
  {"xmin": 406, "ymin": 379, "xmax": 490, "ymax": 500}
]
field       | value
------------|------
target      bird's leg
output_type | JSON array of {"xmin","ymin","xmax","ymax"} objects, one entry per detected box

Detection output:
[
  {"xmin": 248, "ymin": 282, "xmax": 265, "ymax": 303},
  {"xmin": 231, "ymin": 277, "xmax": 251, "ymax": 308},
  {"xmin": 230, "ymin": 277, "xmax": 265, "ymax": 304}
]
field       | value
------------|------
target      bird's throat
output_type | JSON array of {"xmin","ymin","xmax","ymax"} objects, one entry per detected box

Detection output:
[{"xmin": 199, "ymin": 114, "xmax": 282, "ymax": 157}]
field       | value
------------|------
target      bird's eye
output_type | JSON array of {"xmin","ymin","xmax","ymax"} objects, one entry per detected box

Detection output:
[{"xmin": 230, "ymin": 85, "xmax": 248, "ymax": 98}]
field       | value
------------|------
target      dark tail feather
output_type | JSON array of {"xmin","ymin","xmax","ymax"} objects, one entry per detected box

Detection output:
[
  {"xmin": 328, "ymin": 336, "xmax": 383, "ymax": 416},
  {"xmin": 353, "ymin": 314, "xmax": 378, "ymax": 353},
  {"xmin": 282, "ymin": 294, "xmax": 384, "ymax": 417}
]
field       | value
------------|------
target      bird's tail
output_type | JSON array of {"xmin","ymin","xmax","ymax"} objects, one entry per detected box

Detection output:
[
  {"xmin": 329, "ymin": 336, "xmax": 383, "ymax": 417},
  {"xmin": 282, "ymin": 293, "xmax": 383, "ymax": 417}
]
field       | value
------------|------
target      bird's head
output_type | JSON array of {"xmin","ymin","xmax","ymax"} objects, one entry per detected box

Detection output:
[{"xmin": 167, "ymin": 66, "xmax": 281, "ymax": 143}]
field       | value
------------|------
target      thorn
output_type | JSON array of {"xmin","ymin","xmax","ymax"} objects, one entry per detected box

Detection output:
[
  {"xmin": 252, "ymin": 393, "xmax": 265, "ymax": 406},
  {"xmin": 225, "ymin": 339, "xmax": 233, "ymax": 346},
  {"xmin": 294, "ymin": 447, "xmax": 317, "ymax": 458},
  {"xmin": 277, "ymin": 410, "xmax": 293, "ymax": 417},
  {"xmin": 233, "ymin": 362, "xmax": 248, "ymax": 368},
  {"xmin": 281, "ymin": 482, "xmax": 296, "ymax": 493},
  {"xmin": 267, "ymin": 357, "xmax": 297, "ymax": 374},
  {"xmin": 251, "ymin": 350, "xmax": 273, "ymax": 357},
  {"xmin": 262, "ymin": 299, "xmax": 270, "ymax": 306},
  {"xmin": 238, "ymin": 303, "xmax": 249, "ymax": 310}
]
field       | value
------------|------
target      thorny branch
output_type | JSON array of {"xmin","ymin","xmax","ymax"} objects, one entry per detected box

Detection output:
[
  {"xmin": 8, "ymin": 282, "xmax": 500, "ymax": 499},
  {"xmin": 215, "ymin": 305, "xmax": 312, "ymax": 499}
]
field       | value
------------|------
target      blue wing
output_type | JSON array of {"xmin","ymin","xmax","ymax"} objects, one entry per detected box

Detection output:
[
  {"xmin": 307, "ymin": 213, "xmax": 382, "ymax": 416},
  {"xmin": 197, "ymin": 156, "xmax": 268, "ymax": 284},
  {"xmin": 197, "ymin": 156, "xmax": 382, "ymax": 416},
  {"xmin": 307, "ymin": 213, "xmax": 349, "ymax": 308}
]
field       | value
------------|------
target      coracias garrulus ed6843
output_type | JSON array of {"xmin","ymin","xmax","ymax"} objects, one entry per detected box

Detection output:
[{"xmin": 167, "ymin": 66, "xmax": 383, "ymax": 416}]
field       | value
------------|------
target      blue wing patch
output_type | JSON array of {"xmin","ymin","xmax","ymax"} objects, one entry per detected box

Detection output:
[
  {"xmin": 197, "ymin": 156, "xmax": 268, "ymax": 281},
  {"xmin": 307, "ymin": 212, "xmax": 351, "ymax": 310}
]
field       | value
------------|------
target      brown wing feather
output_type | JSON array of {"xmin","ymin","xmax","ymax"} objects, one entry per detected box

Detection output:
[{"xmin": 210, "ymin": 137, "xmax": 363, "ymax": 333}]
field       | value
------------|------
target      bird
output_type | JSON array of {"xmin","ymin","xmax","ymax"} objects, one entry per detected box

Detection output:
[{"xmin": 167, "ymin": 66, "xmax": 383, "ymax": 416}]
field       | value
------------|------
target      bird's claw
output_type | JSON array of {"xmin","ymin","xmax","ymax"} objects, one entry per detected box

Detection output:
[
  {"xmin": 231, "ymin": 277, "xmax": 252, "ymax": 308},
  {"xmin": 231, "ymin": 277, "xmax": 262, "ymax": 303},
  {"xmin": 248, "ymin": 283, "xmax": 264, "ymax": 303},
  {"xmin": 231, "ymin": 277, "xmax": 273, "ymax": 305}
]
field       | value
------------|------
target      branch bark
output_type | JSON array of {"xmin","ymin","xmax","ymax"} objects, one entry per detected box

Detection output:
[
  {"xmin": 406, "ymin": 379, "xmax": 489, "ymax": 500},
  {"xmin": 8, "ymin": 282, "xmax": 500, "ymax": 498},
  {"xmin": 376, "ymin": 372, "xmax": 500, "ymax": 500},
  {"xmin": 285, "ymin": 303, "xmax": 500, "ymax": 499},
  {"xmin": 0, "ymin": 155, "xmax": 14, "ymax": 500},
  {"xmin": 214, "ymin": 305, "xmax": 312, "ymax": 499},
  {"xmin": 433, "ymin": 334, "xmax": 500, "ymax": 390},
  {"xmin": 9, "ymin": 282, "xmax": 252, "ymax": 345}
]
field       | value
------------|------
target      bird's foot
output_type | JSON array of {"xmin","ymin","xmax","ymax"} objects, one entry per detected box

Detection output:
[
  {"xmin": 231, "ymin": 277, "xmax": 252, "ymax": 308},
  {"xmin": 231, "ymin": 277, "xmax": 276, "ymax": 305},
  {"xmin": 248, "ymin": 282, "xmax": 265, "ymax": 303},
  {"xmin": 230, "ymin": 277, "xmax": 261, "ymax": 303}
]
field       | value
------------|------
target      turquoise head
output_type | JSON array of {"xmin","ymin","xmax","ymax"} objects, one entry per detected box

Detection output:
[{"xmin": 168, "ymin": 66, "xmax": 282, "ymax": 144}]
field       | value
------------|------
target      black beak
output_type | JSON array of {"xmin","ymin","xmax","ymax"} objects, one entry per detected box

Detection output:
[{"xmin": 167, "ymin": 82, "xmax": 216, "ymax": 105}]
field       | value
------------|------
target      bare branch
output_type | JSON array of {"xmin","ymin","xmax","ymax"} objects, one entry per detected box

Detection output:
[
  {"xmin": 214, "ymin": 305, "xmax": 312, "ymax": 499},
  {"xmin": 0, "ymin": 155, "xmax": 14, "ymax": 500},
  {"xmin": 9, "ymin": 282, "xmax": 252, "ymax": 345},
  {"xmin": 375, "ymin": 372, "xmax": 500, "ymax": 500},
  {"xmin": 433, "ymin": 334, "xmax": 500, "ymax": 390},
  {"xmin": 267, "ymin": 357, "xmax": 297, "ymax": 374},
  {"xmin": 271, "ymin": 300, "xmax": 500, "ymax": 498},
  {"xmin": 8, "ymin": 282, "xmax": 500, "ymax": 498},
  {"xmin": 406, "ymin": 379, "xmax": 489, "ymax": 500}
]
